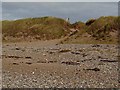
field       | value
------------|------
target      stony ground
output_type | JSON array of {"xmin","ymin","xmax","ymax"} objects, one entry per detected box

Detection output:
[{"xmin": 2, "ymin": 40, "xmax": 119, "ymax": 88}]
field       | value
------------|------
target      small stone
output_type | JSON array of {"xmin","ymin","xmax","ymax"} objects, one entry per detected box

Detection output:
[
  {"xmin": 43, "ymin": 54, "xmax": 46, "ymax": 56},
  {"xmin": 32, "ymin": 72, "xmax": 35, "ymax": 75}
]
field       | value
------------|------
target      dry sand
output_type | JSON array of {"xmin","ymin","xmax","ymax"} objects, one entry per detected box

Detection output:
[{"xmin": 2, "ymin": 40, "xmax": 119, "ymax": 88}]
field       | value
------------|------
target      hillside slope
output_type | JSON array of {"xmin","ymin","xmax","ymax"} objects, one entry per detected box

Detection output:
[
  {"xmin": 2, "ymin": 16, "xmax": 71, "ymax": 41},
  {"xmin": 63, "ymin": 16, "xmax": 119, "ymax": 44},
  {"xmin": 2, "ymin": 16, "xmax": 119, "ymax": 44}
]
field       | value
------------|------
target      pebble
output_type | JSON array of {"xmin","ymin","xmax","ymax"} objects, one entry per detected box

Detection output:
[{"xmin": 2, "ymin": 44, "xmax": 118, "ymax": 88}]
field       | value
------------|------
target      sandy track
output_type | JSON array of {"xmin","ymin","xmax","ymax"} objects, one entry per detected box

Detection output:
[{"xmin": 2, "ymin": 40, "xmax": 119, "ymax": 88}]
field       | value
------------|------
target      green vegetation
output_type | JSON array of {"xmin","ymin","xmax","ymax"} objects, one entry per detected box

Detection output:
[
  {"xmin": 87, "ymin": 16, "xmax": 118, "ymax": 38},
  {"xmin": 2, "ymin": 16, "xmax": 120, "ymax": 44},
  {"xmin": 72, "ymin": 21, "xmax": 86, "ymax": 30},
  {"xmin": 86, "ymin": 18, "xmax": 96, "ymax": 26},
  {"xmin": 2, "ymin": 16, "xmax": 71, "ymax": 40},
  {"xmin": 63, "ymin": 16, "xmax": 119, "ymax": 44}
]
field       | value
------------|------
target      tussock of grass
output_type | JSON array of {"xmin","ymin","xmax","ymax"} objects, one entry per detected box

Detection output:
[
  {"xmin": 72, "ymin": 21, "xmax": 86, "ymax": 30},
  {"xmin": 86, "ymin": 18, "xmax": 96, "ymax": 26}
]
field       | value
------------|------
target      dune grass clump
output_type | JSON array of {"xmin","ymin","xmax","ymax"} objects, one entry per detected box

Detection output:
[
  {"xmin": 86, "ymin": 18, "xmax": 96, "ymax": 26},
  {"xmin": 72, "ymin": 21, "xmax": 86, "ymax": 30}
]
